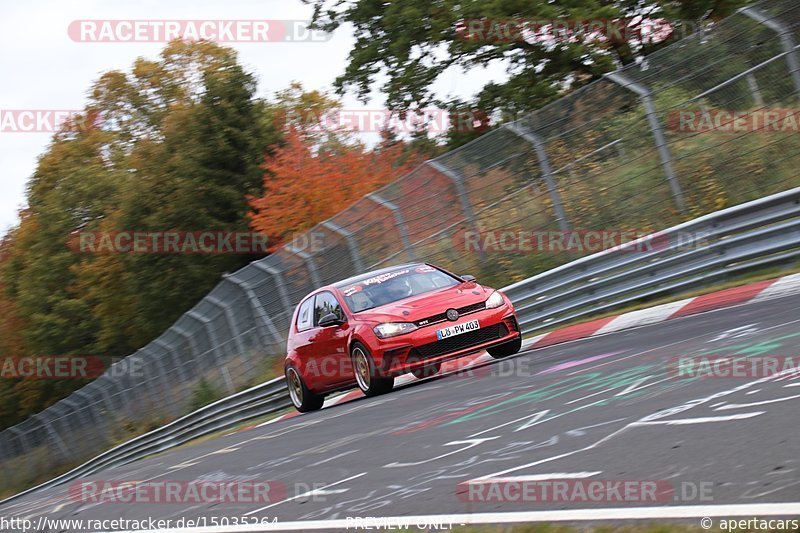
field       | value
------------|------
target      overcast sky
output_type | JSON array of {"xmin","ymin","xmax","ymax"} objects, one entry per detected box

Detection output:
[{"xmin": 0, "ymin": 0, "xmax": 505, "ymax": 233}]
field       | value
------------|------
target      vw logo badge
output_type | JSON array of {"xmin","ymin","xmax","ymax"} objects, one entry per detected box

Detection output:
[{"xmin": 446, "ymin": 308, "xmax": 459, "ymax": 321}]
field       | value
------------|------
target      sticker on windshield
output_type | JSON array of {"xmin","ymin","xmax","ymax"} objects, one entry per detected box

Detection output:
[
  {"xmin": 415, "ymin": 266, "xmax": 436, "ymax": 273},
  {"xmin": 361, "ymin": 269, "xmax": 410, "ymax": 286},
  {"xmin": 343, "ymin": 285, "xmax": 362, "ymax": 297}
]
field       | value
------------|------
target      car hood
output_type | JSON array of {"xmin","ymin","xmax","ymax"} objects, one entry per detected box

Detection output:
[{"xmin": 354, "ymin": 282, "xmax": 493, "ymax": 323}]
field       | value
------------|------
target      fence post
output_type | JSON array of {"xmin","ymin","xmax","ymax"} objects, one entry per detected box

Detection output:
[
  {"xmin": 224, "ymin": 274, "xmax": 284, "ymax": 347},
  {"xmin": 173, "ymin": 325, "xmax": 201, "ymax": 373},
  {"xmin": 503, "ymin": 122, "xmax": 571, "ymax": 230},
  {"xmin": 33, "ymin": 412, "xmax": 72, "ymax": 461},
  {"xmin": 321, "ymin": 220, "xmax": 365, "ymax": 272},
  {"xmin": 187, "ymin": 310, "xmax": 224, "ymax": 365},
  {"xmin": 366, "ymin": 192, "xmax": 417, "ymax": 261},
  {"xmin": 739, "ymin": 6, "xmax": 800, "ymax": 99},
  {"xmin": 427, "ymin": 160, "xmax": 487, "ymax": 264},
  {"xmin": 72, "ymin": 390, "xmax": 100, "ymax": 426},
  {"xmin": 604, "ymin": 71, "xmax": 687, "ymax": 213},
  {"xmin": 251, "ymin": 262, "xmax": 294, "ymax": 317},
  {"xmin": 207, "ymin": 295, "xmax": 248, "ymax": 356},
  {"xmin": 286, "ymin": 244, "xmax": 322, "ymax": 287},
  {"xmin": 154, "ymin": 338, "xmax": 189, "ymax": 382}
]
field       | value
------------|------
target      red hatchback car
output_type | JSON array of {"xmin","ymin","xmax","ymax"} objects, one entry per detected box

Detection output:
[{"xmin": 284, "ymin": 263, "xmax": 522, "ymax": 412}]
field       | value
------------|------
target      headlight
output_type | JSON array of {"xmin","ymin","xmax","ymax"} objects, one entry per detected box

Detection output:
[
  {"xmin": 485, "ymin": 290, "xmax": 505, "ymax": 309},
  {"xmin": 373, "ymin": 322, "xmax": 418, "ymax": 339}
]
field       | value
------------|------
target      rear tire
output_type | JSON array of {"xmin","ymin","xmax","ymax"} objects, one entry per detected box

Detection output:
[
  {"xmin": 286, "ymin": 366, "xmax": 324, "ymax": 412},
  {"xmin": 351, "ymin": 342, "xmax": 394, "ymax": 396},
  {"xmin": 487, "ymin": 336, "xmax": 522, "ymax": 359},
  {"xmin": 410, "ymin": 361, "xmax": 441, "ymax": 379}
]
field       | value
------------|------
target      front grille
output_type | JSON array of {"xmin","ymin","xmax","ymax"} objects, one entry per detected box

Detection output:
[
  {"xmin": 414, "ymin": 301, "xmax": 486, "ymax": 327},
  {"xmin": 414, "ymin": 323, "xmax": 508, "ymax": 359}
]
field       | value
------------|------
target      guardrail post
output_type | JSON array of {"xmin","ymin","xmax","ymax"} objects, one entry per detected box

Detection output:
[
  {"xmin": 224, "ymin": 274, "xmax": 285, "ymax": 348},
  {"xmin": 321, "ymin": 220, "xmax": 365, "ymax": 272},
  {"xmin": 739, "ymin": 6, "xmax": 800, "ymax": 99},
  {"xmin": 503, "ymin": 122, "xmax": 571, "ymax": 231},
  {"xmin": 207, "ymin": 295, "xmax": 248, "ymax": 356},
  {"xmin": 604, "ymin": 71, "xmax": 686, "ymax": 213},
  {"xmin": 366, "ymin": 193, "xmax": 417, "ymax": 261},
  {"xmin": 427, "ymin": 160, "xmax": 488, "ymax": 264}
]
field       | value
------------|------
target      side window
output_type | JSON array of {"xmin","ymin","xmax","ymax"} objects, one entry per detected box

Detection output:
[
  {"xmin": 296, "ymin": 297, "xmax": 314, "ymax": 332},
  {"xmin": 314, "ymin": 291, "xmax": 344, "ymax": 325}
]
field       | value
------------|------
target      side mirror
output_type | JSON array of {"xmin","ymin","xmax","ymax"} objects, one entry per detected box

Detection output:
[
  {"xmin": 461, "ymin": 274, "xmax": 477, "ymax": 282},
  {"xmin": 318, "ymin": 313, "xmax": 344, "ymax": 327}
]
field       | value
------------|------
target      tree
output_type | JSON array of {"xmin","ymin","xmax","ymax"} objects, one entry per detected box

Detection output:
[
  {"xmin": 248, "ymin": 129, "xmax": 421, "ymax": 251},
  {"xmin": 303, "ymin": 0, "xmax": 747, "ymax": 131}
]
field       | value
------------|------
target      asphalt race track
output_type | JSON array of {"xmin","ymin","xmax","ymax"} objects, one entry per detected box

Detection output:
[{"xmin": 3, "ymin": 294, "xmax": 800, "ymax": 531}]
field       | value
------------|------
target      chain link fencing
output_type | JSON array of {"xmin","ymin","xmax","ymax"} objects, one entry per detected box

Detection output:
[{"xmin": 2, "ymin": 0, "xmax": 800, "ymax": 494}]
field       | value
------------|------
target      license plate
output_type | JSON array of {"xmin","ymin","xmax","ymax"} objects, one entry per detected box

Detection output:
[{"xmin": 436, "ymin": 319, "xmax": 480, "ymax": 340}]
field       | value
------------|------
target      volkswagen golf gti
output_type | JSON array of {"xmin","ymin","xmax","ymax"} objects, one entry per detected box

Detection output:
[{"xmin": 284, "ymin": 263, "xmax": 521, "ymax": 412}]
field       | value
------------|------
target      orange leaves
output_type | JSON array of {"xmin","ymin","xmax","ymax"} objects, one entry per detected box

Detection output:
[{"xmin": 248, "ymin": 130, "xmax": 419, "ymax": 252}]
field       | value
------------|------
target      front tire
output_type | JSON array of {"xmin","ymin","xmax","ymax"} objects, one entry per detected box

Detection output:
[
  {"xmin": 351, "ymin": 342, "xmax": 394, "ymax": 396},
  {"xmin": 286, "ymin": 366, "xmax": 324, "ymax": 412},
  {"xmin": 487, "ymin": 336, "xmax": 522, "ymax": 359}
]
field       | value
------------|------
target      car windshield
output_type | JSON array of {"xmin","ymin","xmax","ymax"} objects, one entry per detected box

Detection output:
[{"xmin": 340, "ymin": 266, "xmax": 461, "ymax": 313}]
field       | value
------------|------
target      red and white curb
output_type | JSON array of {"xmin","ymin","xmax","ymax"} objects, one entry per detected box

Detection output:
[{"xmin": 254, "ymin": 273, "xmax": 800, "ymax": 428}]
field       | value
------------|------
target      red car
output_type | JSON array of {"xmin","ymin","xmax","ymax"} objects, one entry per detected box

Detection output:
[{"xmin": 284, "ymin": 263, "xmax": 522, "ymax": 412}]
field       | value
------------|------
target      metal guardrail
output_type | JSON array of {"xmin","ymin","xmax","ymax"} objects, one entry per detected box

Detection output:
[
  {"xmin": 503, "ymin": 187, "xmax": 800, "ymax": 335},
  {"xmin": 3, "ymin": 186, "xmax": 799, "ymax": 506},
  {"xmin": 0, "ymin": 377, "xmax": 290, "ymax": 506}
]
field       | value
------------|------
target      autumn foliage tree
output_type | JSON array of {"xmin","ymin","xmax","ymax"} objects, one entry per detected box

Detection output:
[{"xmin": 248, "ymin": 129, "xmax": 421, "ymax": 251}]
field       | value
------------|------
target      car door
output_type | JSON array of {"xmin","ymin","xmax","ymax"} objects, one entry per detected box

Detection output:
[
  {"xmin": 310, "ymin": 291, "xmax": 352, "ymax": 387},
  {"xmin": 292, "ymin": 296, "xmax": 324, "ymax": 386}
]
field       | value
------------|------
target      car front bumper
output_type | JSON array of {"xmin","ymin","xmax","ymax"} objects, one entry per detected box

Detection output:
[{"xmin": 369, "ymin": 304, "xmax": 521, "ymax": 377}]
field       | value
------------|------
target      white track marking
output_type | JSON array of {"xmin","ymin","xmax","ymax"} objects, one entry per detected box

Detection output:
[
  {"xmin": 714, "ymin": 394, "xmax": 800, "ymax": 410},
  {"xmin": 104, "ymin": 503, "xmax": 800, "ymax": 532},
  {"xmin": 384, "ymin": 438, "xmax": 499, "ymax": 468},
  {"xmin": 632, "ymin": 412, "xmax": 765, "ymax": 425},
  {"xmin": 244, "ymin": 472, "xmax": 366, "ymax": 515},
  {"xmin": 468, "ymin": 410, "xmax": 550, "ymax": 437},
  {"xmin": 467, "ymin": 472, "xmax": 601, "ymax": 483},
  {"xmin": 307, "ymin": 449, "xmax": 358, "ymax": 467}
]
